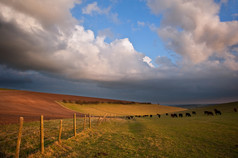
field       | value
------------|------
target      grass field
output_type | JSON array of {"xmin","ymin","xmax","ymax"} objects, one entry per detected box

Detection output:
[
  {"xmin": 30, "ymin": 111, "xmax": 238, "ymax": 158},
  {"xmin": 0, "ymin": 102, "xmax": 238, "ymax": 157},
  {"xmin": 0, "ymin": 117, "xmax": 99, "ymax": 157},
  {"xmin": 59, "ymin": 102, "xmax": 186, "ymax": 116}
]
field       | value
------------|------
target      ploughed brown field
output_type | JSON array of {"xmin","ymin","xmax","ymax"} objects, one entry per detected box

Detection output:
[{"xmin": 0, "ymin": 90, "xmax": 130, "ymax": 124}]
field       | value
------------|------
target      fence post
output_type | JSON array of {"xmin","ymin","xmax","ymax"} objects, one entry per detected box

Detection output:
[
  {"xmin": 74, "ymin": 113, "xmax": 76, "ymax": 136},
  {"xmin": 83, "ymin": 115, "xmax": 86, "ymax": 130},
  {"xmin": 58, "ymin": 120, "xmax": 62, "ymax": 144},
  {"xmin": 103, "ymin": 113, "xmax": 107, "ymax": 122},
  {"xmin": 89, "ymin": 114, "xmax": 91, "ymax": 129},
  {"xmin": 40, "ymin": 115, "xmax": 44, "ymax": 154},
  {"xmin": 15, "ymin": 117, "xmax": 23, "ymax": 158},
  {"xmin": 97, "ymin": 117, "xmax": 101, "ymax": 126}
]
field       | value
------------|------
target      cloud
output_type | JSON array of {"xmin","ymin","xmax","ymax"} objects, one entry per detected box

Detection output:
[
  {"xmin": 143, "ymin": 56, "xmax": 155, "ymax": 68},
  {"xmin": 147, "ymin": 0, "xmax": 238, "ymax": 67},
  {"xmin": 0, "ymin": 1, "xmax": 152, "ymax": 82},
  {"xmin": 98, "ymin": 28, "xmax": 115, "ymax": 40},
  {"xmin": 137, "ymin": 21, "xmax": 145, "ymax": 27},
  {"xmin": 82, "ymin": 2, "xmax": 110, "ymax": 15},
  {"xmin": 82, "ymin": 2, "xmax": 120, "ymax": 24},
  {"xmin": 232, "ymin": 13, "xmax": 238, "ymax": 19},
  {"xmin": 0, "ymin": 0, "xmax": 238, "ymax": 104}
]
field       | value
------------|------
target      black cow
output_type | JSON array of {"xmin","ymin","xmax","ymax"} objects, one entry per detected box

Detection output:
[
  {"xmin": 214, "ymin": 109, "xmax": 221, "ymax": 115},
  {"xmin": 186, "ymin": 113, "xmax": 191, "ymax": 117},
  {"xmin": 150, "ymin": 115, "xmax": 153, "ymax": 118},
  {"xmin": 192, "ymin": 111, "xmax": 196, "ymax": 115},
  {"xmin": 204, "ymin": 111, "xmax": 214, "ymax": 116},
  {"xmin": 166, "ymin": 113, "xmax": 168, "ymax": 116},
  {"xmin": 157, "ymin": 114, "xmax": 161, "ymax": 118},
  {"xmin": 126, "ymin": 116, "xmax": 131, "ymax": 119},
  {"xmin": 179, "ymin": 113, "xmax": 183, "ymax": 117},
  {"xmin": 171, "ymin": 114, "xmax": 177, "ymax": 118},
  {"xmin": 234, "ymin": 108, "xmax": 237, "ymax": 112},
  {"xmin": 126, "ymin": 116, "xmax": 134, "ymax": 119}
]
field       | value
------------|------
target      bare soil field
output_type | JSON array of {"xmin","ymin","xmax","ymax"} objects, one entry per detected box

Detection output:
[{"xmin": 0, "ymin": 90, "xmax": 127, "ymax": 124}]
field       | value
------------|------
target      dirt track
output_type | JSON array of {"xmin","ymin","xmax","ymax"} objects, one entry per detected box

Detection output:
[{"xmin": 0, "ymin": 90, "xmax": 124, "ymax": 124}]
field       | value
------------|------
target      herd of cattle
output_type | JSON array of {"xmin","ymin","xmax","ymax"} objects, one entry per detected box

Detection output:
[{"xmin": 125, "ymin": 108, "xmax": 237, "ymax": 120}]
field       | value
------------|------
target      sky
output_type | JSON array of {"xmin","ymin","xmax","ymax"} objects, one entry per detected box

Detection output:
[{"xmin": 0, "ymin": 0, "xmax": 238, "ymax": 104}]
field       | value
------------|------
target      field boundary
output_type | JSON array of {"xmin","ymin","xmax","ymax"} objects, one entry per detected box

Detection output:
[{"xmin": 55, "ymin": 101, "xmax": 80, "ymax": 113}]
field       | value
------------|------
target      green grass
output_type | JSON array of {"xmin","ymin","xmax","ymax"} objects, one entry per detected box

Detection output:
[
  {"xmin": 1, "ymin": 102, "xmax": 238, "ymax": 157},
  {"xmin": 58, "ymin": 102, "xmax": 186, "ymax": 116},
  {"xmin": 29, "ymin": 112, "xmax": 238, "ymax": 158},
  {"xmin": 0, "ymin": 117, "xmax": 98, "ymax": 157}
]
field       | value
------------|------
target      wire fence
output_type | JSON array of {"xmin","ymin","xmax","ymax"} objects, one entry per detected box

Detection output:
[{"xmin": 0, "ymin": 114, "xmax": 107, "ymax": 157}]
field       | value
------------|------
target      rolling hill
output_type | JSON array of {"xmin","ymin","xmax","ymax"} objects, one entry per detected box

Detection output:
[{"xmin": 0, "ymin": 89, "xmax": 133, "ymax": 124}]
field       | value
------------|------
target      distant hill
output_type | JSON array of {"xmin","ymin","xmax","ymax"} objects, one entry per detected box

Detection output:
[
  {"xmin": 171, "ymin": 104, "xmax": 213, "ymax": 109},
  {"xmin": 0, "ymin": 89, "xmax": 134, "ymax": 124},
  {"xmin": 191, "ymin": 101, "xmax": 238, "ymax": 113}
]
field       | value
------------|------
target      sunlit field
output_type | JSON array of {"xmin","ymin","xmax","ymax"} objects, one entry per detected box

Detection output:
[
  {"xmin": 31, "ymin": 109, "xmax": 238, "ymax": 158},
  {"xmin": 59, "ymin": 102, "xmax": 186, "ymax": 116},
  {"xmin": 0, "ymin": 102, "xmax": 237, "ymax": 157}
]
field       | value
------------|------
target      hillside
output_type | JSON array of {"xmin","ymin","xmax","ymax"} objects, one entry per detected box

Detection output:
[
  {"xmin": 0, "ymin": 90, "xmax": 133, "ymax": 124},
  {"xmin": 187, "ymin": 101, "xmax": 238, "ymax": 114},
  {"xmin": 60, "ymin": 102, "xmax": 186, "ymax": 116},
  {"xmin": 0, "ymin": 100, "xmax": 237, "ymax": 157}
]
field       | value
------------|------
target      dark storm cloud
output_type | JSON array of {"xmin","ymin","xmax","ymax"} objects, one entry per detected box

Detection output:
[
  {"xmin": 96, "ymin": 75, "xmax": 238, "ymax": 104},
  {"xmin": 0, "ymin": 21, "xmax": 61, "ymax": 72},
  {"xmin": 0, "ymin": 65, "xmax": 32, "ymax": 87},
  {"xmin": 0, "ymin": 0, "xmax": 238, "ymax": 104}
]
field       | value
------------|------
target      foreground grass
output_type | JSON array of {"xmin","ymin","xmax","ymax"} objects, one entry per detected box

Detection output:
[
  {"xmin": 59, "ymin": 102, "xmax": 186, "ymax": 116},
  {"xmin": 1, "ymin": 102, "xmax": 237, "ymax": 157},
  {"xmin": 0, "ymin": 117, "xmax": 98, "ymax": 157},
  {"xmin": 29, "ymin": 112, "xmax": 238, "ymax": 158}
]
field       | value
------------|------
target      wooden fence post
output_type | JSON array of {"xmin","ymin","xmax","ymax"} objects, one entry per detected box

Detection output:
[
  {"xmin": 15, "ymin": 117, "xmax": 23, "ymax": 158},
  {"xmin": 74, "ymin": 113, "xmax": 76, "ymax": 136},
  {"xmin": 40, "ymin": 115, "xmax": 44, "ymax": 154},
  {"xmin": 97, "ymin": 117, "xmax": 101, "ymax": 126},
  {"xmin": 89, "ymin": 114, "xmax": 91, "ymax": 129},
  {"xmin": 103, "ymin": 113, "xmax": 107, "ymax": 122},
  {"xmin": 83, "ymin": 115, "xmax": 86, "ymax": 130},
  {"xmin": 58, "ymin": 120, "xmax": 62, "ymax": 144}
]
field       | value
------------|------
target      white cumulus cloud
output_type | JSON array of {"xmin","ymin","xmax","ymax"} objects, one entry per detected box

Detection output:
[
  {"xmin": 147, "ymin": 0, "xmax": 238, "ymax": 69},
  {"xmin": 0, "ymin": 1, "xmax": 152, "ymax": 82}
]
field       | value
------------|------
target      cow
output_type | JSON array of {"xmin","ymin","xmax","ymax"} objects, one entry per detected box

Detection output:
[
  {"xmin": 234, "ymin": 108, "xmax": 237, "ymax": 112},
  {"xmin": 126, "ymin": 116, "xmax": 134, "ymax": 119},
  {"xmin": 204, "ymin": 111, "xmax": 214, "ymax": 116},
  {"xmin": 150, "ymin": 115, "xmax": 153, "ymax": 118},
  {"xmin": 166, "ymin": 113, "xmax": 168, "ymax": 116},
  {"xmin": 192, "ymin": 111, "xmax": 196, "ymax": 115},
  {"xmin": 214, "ymin": 109, "xmax": 221, "ymax": 115},
  {"xmin": 171, "ymin": 114, "xmax": 177, "ymax": 118},
  {"xmin": 126, "ymin": 116, "xmax": 131, "ymax": 119},
  {"xmin": 186, "ymin": 113, "xmax": 191, "ymax": 117},
  {"xmin": 157, "ymin": 114, "xmax": 161, "ymax": 118},
  {"xmin": 179, "ymin": 113, "xmax": 183, "ymax": 117}
]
